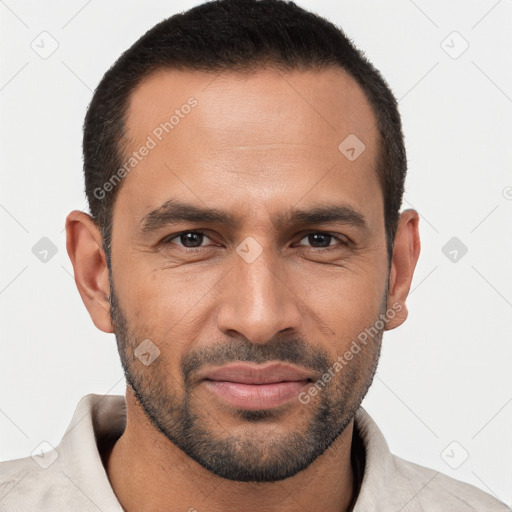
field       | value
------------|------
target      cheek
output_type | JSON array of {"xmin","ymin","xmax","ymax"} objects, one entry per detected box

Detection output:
[
  {"xmin": 113, "ymin": 235, "xmax": 387, "ymax": 355},
  {"xmin": 117, "ymin": 263, "xmax": 222, "ymax": 349},
  {"xmin": 294, "ymin": 265, "xmax": 386, "ymax": 346}
]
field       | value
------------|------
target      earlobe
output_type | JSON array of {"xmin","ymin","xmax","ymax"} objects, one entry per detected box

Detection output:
[
  {"xmin": 65, "ymin": 210, "xmax": 114, "ymax": 333},
  {"xmin": 385, "ymin": 209, "xmax": 421, "ymax": 331}
]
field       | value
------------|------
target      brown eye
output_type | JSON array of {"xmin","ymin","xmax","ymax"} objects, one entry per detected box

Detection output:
[
  {"xmin": 163, "ymin": 231, "xmax": 211, "ymax": 248},
  {"xmin": 296, "ymin": 232, "xmax": 348, "ymax": 248}
]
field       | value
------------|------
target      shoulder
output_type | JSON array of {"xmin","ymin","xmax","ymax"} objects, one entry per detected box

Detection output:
[
  {"xmin": 389, "ymin": 453, "xmax": 510, "ymax": 511},
  {"xmin": 0, "ymin": 393, "xmax": 126, "ymax": 511},
  {"xmin": 0, "ymin": 455, "xmax": 85, "ymax": 509},
  {"xmin": 353, "ymin": 407, "xmax": 510, "ymax": 511}
]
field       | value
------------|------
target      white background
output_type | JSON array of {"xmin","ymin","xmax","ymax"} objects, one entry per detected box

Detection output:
[{"xmin": 1, "ymin": 0, "xmax": 511, "ymax": 506}]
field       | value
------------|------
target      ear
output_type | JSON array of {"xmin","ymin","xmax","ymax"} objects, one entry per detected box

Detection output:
[
  {"xmin": 65, "ymin": 210, "xmax": 113, "ymax": 333},
  {"xmin": 385, "ymin": 209, "xmax": 421, "ymax": 331}
]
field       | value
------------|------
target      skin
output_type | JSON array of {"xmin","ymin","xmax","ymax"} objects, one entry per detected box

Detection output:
[{"xmin": 66, "ymin": 67, "xmax": 420, "ymax": 512}]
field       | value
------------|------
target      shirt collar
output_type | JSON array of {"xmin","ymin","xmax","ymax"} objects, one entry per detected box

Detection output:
[{"xmin": 58, "ymin": 393, "xmax": 398, "ymax": 510}]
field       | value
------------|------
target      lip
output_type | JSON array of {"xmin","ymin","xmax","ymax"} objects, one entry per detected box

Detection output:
[
  {"xmin": 198, "ymin": 362, "xmax": 314, "ymax": 410},
  {"xmin": 198, "ymin": 361, "xmax": 314, "ymax": 384}
]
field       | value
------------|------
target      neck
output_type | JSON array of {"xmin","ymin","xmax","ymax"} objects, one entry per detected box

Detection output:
[{"xmin": 103, "ymin": 388, "xmax": 357, "ymax": 512}]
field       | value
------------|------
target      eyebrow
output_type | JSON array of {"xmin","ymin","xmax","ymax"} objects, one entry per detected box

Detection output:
[{"xmin": 139, "ymin": 199, "xmax": 370, "ymax": 235}]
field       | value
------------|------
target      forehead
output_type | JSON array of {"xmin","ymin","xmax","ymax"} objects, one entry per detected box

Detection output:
[
  {"xmin": 117, "ymin": 66, "xmax": 381, "ymax": 228},
  {"xmin": 125, "ymin": 65, "xmax": 378, "ymax": 148}
]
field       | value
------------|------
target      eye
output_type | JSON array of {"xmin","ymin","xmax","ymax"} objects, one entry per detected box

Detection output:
[
  {"xmin": 295, "ymin": 232, "xmax": 348, "ymax": 249},
  {"xmin": 162, "ymin": 230, "xmax": 214, "ymax": 248},
  {"xmin": 161, "ymin": 230, "xmax": 348, "ymax": 251}
]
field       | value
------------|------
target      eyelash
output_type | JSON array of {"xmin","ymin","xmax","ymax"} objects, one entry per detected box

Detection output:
[{"xmin": 161, "ymin": 230, "xmax": 349, "ymax": 250}]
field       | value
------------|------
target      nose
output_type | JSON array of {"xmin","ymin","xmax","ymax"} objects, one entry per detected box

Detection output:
[{"xmin": 216, "ymin": 246, "xmax": 303, "ymax": 345}]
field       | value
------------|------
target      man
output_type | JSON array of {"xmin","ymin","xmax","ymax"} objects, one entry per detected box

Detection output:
[{"xmin": 0, "ymin": 0, "xmax": 509, "ymax": 510}]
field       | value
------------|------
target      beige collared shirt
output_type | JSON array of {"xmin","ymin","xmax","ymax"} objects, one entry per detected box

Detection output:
[{"xmin": 0, "ymin": 394, "xmax": 509, "ymax": 511}]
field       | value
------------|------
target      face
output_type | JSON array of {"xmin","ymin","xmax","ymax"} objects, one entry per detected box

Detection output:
[{"xmin": 107, "ymin": 66, "xmax": 391, "ymax": 482}]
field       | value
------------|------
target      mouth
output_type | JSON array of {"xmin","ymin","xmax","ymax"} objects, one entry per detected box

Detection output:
[
  {"xmin": 202, "ymin": 380, "xmax": 312, "ymax": 410},
  {"xmin": 198, "ymin": 362, "xmax": 314, "ymax": 411}
]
